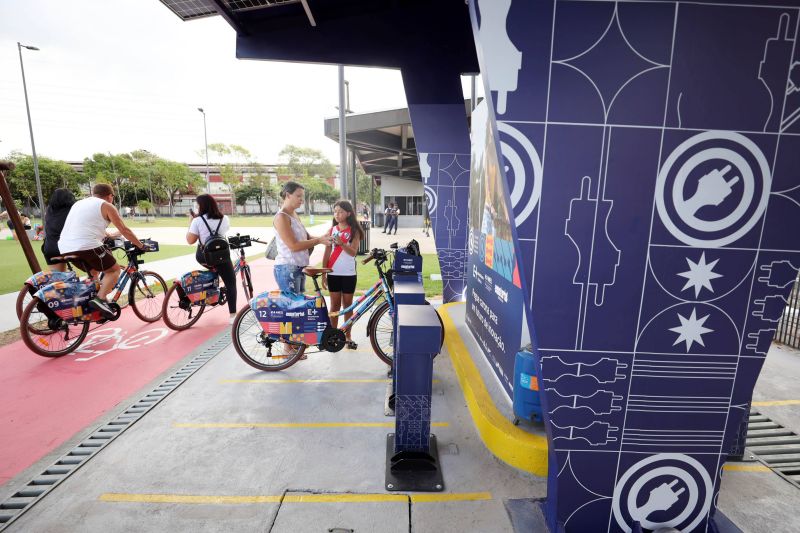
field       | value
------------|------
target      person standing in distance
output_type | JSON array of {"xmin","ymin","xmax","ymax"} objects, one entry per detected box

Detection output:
[
  {"xmin": 273, "ymin": 181, "xmax": 332, "ymax": 294},
  {"xmin": 322, "ymin": 200, "xmax": 363, "ymax": 349},
  {"xmin": 186, "ymin": 194, "xmax": 238, "ymax": 323},
  {"xmin": 58, "ymin": 183, "xmax": 144, "ymax": 318}
]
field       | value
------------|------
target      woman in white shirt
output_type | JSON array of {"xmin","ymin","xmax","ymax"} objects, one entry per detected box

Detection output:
[
  {"xmin": 273, "ymin": 181, "xmax": 332, "ymax": 294},
  {"xmin": 186, "ymin": 194, "xmax": 236, "ymax": 322},
  {"xmin": 322, "ymin": 200, "xmax": 363, "ymax": 349}
]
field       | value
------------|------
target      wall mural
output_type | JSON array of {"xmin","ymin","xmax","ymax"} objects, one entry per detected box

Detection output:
[{"xmin": 470, "ymin": 0, "xmax": 800, "ymax": 531}]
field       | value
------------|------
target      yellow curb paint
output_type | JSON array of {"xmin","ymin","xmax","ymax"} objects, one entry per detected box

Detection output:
[
  {"xmin": 751, "ymin": 399, "xmax": 800, "ymax": 406},
  {"xmin": 722, "ymin": 464, "xmax": 771, "ymax": 472},
  {"xmin": 439, "ymin": 302, "xmax": 548, "ymax": 477},
  {"xmin": 220, "ymin": 379, "xmax": 442, "ymax": 384},
  {"xmin": 173, "ymin": 422, "xmax": 449, "ymax": 429},
  {"xmin": 99, "ymin": 492, "xmax": 493, "ymax": 505}
]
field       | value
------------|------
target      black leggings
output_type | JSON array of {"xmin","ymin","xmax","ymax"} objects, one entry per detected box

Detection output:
[{"xmin": 196, "ymin": 249, "xmax": 237, "ymax": 313}]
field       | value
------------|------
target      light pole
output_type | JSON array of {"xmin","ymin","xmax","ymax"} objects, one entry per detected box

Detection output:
[
  {"xmin": 198, "ymin": 107, "xmax": 210, "ymax": 193},
  {"xmin": 338, "ymin": 66, "xmax": 347, "ymax": 199},
  {"xmin": 17, "ymin": 42, "xmax": 46, "ymax": 227}
]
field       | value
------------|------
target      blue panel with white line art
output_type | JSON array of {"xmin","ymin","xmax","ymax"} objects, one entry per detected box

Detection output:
[{"xmin": 470, "ymin": 0, "xmax": 800, "ymax": 531}]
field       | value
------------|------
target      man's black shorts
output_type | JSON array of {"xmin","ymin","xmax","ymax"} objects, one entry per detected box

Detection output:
[
  {"xmin": 327, "ymin": 274, "xmax": 357, "ymax": 294},
  {"xmin": 62, "ymin": 246, "xmax": 117, "ymax": 273}
]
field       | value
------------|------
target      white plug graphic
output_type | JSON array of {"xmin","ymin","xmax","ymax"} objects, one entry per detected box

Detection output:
[{"xmin": 478, "ymin": 0, "xmax": 522, "ymax": 114}]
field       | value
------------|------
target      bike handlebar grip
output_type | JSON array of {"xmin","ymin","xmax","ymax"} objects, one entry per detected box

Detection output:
[{"xmin": 361, "ymin": 255, "xmax": 374, "ymax": 265}]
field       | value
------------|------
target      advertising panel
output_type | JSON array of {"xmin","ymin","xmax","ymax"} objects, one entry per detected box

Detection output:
[{"xmin": 465, "ymin": 100, "xmax": 525, "ymax": 396}]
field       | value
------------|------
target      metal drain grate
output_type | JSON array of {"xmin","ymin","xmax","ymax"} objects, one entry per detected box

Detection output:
[
  {"xmin": 746, "ymin": 409, "xmax": 800, "ymax": 488},
  {"xmin": 0, "ymin": 332, "xmax": 232, "ymax": 530}
]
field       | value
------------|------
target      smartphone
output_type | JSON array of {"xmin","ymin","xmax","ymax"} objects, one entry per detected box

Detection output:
[{"xmin": 189, "ymin": 208, "xmax": 196, "ymax": 217}]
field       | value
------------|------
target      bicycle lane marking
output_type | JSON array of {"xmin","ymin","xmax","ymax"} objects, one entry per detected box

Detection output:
[
  {"xmin": 0, "ymin": 254, "xmax": 300, "ymax": 485},
  {"xmin": 0, "ymin": 307, "xmax": 229, "ymax": 485}
]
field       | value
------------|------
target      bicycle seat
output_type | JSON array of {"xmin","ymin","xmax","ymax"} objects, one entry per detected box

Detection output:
[
  {"xmin": 50, "ymin": 255, "xmax": 80, "ymax": 264},
  {"xmin": 302, "ymin": 267, "xmax": 333, "ymax": 277}
]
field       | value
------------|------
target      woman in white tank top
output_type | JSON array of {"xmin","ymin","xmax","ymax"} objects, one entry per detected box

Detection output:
[{"xmin": 272, "ymin": 181, "xmax": 333, "ymax": 294}]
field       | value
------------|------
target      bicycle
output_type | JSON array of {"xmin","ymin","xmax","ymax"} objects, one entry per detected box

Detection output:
[
  {"xmin": 161, "ymin": 234, "xmax": 265, "ymax": 330},
  {"xmin": 232, "ymin": 246, "xmax": 412, "ymax": 371},
  {"xmin": 19, "ymin": 240, "xmax": 165, "ymax": 357},
  {"xmin": 16, "ymin": 238, "xmax": 166, "ymax": 324}
]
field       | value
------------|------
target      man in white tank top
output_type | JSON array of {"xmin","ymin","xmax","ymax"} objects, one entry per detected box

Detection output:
[{"xmin": 58, "ymin": 183, "xmax": 144, "ymax": 317}]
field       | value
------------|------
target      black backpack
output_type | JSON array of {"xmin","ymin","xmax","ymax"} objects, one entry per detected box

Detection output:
[{"xmin": 199, "ymin": 216, "xmax": 230, "ymax": 266}]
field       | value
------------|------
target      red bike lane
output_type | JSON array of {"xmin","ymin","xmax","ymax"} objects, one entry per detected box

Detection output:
[{"xmin": 0, "ymin": 257, "xmax": 283, "ymax": 485}]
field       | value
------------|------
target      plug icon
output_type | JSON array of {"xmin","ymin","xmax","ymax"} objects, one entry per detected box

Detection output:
[
  {"xmin": 758, "ymin": 260, "xmax": 799, "ymax": 289},
  {"xmin": 681, "ymin": 165, "xmax": 740, "ymax": 217},
  {"xmin": 630, "ymin": 479, "xmax": 686, "ymax": 523}
]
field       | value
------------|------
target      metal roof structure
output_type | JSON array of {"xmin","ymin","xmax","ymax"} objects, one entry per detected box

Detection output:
[{"xmin": 324, "ymin": 108, "xmax": 418, "ymax": 181}]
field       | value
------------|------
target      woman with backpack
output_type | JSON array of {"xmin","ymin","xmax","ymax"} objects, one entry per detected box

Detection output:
[
  {"xmin": 42, "ymin": 188, "xmax": 76, "ymax": 272},
  {"xmin": 322, "ymin": 199, "xmax": 363, "ymax": 350},
  {"xmin": 186, "ymin": 194, "xmax": 237, "ymax": 323}
]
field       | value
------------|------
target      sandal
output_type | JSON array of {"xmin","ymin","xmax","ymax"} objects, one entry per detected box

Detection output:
[{"xmin": 346, "ymin": 340, "xmax": 358, "ymax": 350}]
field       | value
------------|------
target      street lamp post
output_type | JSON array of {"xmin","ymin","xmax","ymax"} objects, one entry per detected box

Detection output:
[
  {"xmin": 198, "ymin": 108, "xmax": 210, "ymax": 193},
  {"xmin": 17, "ymin": 42, "xmax": 46, "ymax": 227}
]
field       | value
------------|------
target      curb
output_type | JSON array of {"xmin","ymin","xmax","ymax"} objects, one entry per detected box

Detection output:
[{"xmin": 439, "ymin": 302, "xmax": 548, "ymax": 477}]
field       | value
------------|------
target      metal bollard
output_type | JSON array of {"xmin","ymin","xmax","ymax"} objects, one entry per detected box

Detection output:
[{"xmin": 385, "ymin": 303, "xmax": 443, "ymax": 492}]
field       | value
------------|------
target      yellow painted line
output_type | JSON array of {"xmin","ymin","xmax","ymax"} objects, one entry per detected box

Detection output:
[
  {"xmin": 751, "ymin": 399, "xmax": 800, "ymax": 406},
  {"xmin": 723, "ymin": 464, "xmax": 771, "ymax": 472},
  {"xmin": 220, "ymin": 379, "xmax": 441, "ymax": 384},
  {"xmin": 100, "ymin": 492, "xmax": 492, "ymax": 505},
  {"xmin": 439, "ymin": 303, "xmax": 548, "ymax": 477},
  {"xmin": 173, "ymin": 422, "xmax": 449, "ymax": 428}
]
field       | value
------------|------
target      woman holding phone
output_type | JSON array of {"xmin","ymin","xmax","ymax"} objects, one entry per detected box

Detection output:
[{"xmin": 322, "ymin": 199, "xmax": 363, "ymax": 349}]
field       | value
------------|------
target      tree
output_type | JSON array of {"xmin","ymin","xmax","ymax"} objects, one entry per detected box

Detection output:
[
  {"xmin": 137, "ymin": 199, "xmax": 154, "ymax": 221},
  {"xmin": 247, "ymin": 163, "xmax": 273, "ymax": 214},
  {"xmin": 208, "ymin": 143, "xmax": 252, "ymax": 213},
  {"xmin": 6, "ymin": 152, "xmax": 87, "ymax": 214},
  {"xmin": 278, "ymin": 145, "xmax": 335, "ymax": 180},
  {"xmin": 234, "ymin": 184, "xmax": 262, "ymax": 215},
  {"xmin": 154, "ymin": 160, "xmax": 204, "ymax": 216},
  {"xmin": 355, "ymin": 167, "xmax": 380, "ymax": 211},
  {"xmin": 317, "ymin": 182, "xmax": 340, "ymax": 213},
  {"xmin": 84, "ymin": 153, "xmax": 139, "ymax": 211}
]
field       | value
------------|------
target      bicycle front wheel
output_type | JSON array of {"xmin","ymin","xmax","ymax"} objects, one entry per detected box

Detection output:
[
  {"xmin": 129, "ymin": 271, "xmax": 167, "ymax": 322},
  {"xmin": 241, "ymin": 265, "xmax": 253, "ymax": 302},
  {"xmin": 232, "ymin": 306, "xmax": 305, "ymax": 371},
  {"xmin": 162, "ymin": 283, "xmax": 205, "ymax": 330},
  {"xmin": 20, "ymin": 297, "xmax": 89, "ymax": 357},
  {"xmin": 367, "ymin": 301, "xmax": 394, "ymax": 366}
]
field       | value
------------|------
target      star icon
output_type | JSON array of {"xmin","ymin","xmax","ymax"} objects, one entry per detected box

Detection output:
[
  {"xmin": 678, "ymin": 253, "xmax": 722, "ymax": 298},
  {"xmin": 669, "ymin": 308, "xmax": 714, "ymax": 352}
]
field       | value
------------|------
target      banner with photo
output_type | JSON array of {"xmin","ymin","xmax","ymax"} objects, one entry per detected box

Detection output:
[{"xmin": 465, "ymin": 100, "xmax": 525, "ymax": 397}]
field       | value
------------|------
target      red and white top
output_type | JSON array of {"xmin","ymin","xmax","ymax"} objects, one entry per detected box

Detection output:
[{"xmin": 326, "ymin": 225, "xmax": 356, "ymax": 276}]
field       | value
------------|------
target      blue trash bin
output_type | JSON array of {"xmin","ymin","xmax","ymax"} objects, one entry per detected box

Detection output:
[{"xmin": 513, "ymin": 345, "xmax": 543, "ymax": 424}]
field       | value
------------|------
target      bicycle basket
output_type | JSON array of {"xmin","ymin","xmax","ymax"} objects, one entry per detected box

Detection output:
[
  {"xmin": 35, "ymin": 279, "xmax": 101, "ymax": 322},
  {"xmin": 25, "ymin": 269, "xmax": 78, "ymax": 290},
  {"xmin": 251, "ymin": 290, "xmax": 328, "ymax": 345},
  {"xmin": 179, "ymin": 270, "xmax": 220, "ymax": 304}
]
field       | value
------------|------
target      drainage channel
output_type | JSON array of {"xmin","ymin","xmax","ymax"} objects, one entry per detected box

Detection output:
[
  {"xmin": 0, "ymin": 332, "xmax": 232, "ymax": 531},
  {"xmin": 746, "ymin": 409, "xmax": 800, "ymax": 489}
]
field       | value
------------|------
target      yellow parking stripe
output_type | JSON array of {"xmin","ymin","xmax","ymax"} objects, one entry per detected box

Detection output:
[
  {"xmin": 100, "ymin": 492, "xmax": 492, "ymax": 505},
  {"xmin": 173, "ymin": 422, "xmax": 449, "ymax": 429},
  {"xmin": 751, "ymin": 399, "xmax": 800, "ymax": 406},
  {"xmin": 220, "ymin": 379, "xmax": 441, "ymax": 384},
  {"xmin": 723, "ymin": 464, "xmax": 771, "ymax": 472}
]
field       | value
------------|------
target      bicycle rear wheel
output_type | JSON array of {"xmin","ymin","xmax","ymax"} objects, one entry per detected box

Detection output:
[
  {"xmin": 16, "ymin": 283, "xmax": 35, "ymax": 320},
  {"xmin": 232, "ymin": 306, "xmax": 305, "ymax": 371},
  {"xmin": 20, "ymin": 297, "xmax": 89, "ymax": 357},
  {"xmin": 162, "ymin": 283, "xmax": 205, "ymax": 330},
  {"xmin": 129, "ymin": 271, "xmax": 167, "ymax": 322}
]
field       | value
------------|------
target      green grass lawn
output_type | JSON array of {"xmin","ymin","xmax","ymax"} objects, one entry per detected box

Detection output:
[
  {"xmin": 0, "ymin": 240, "xmax": 195, "ymax": 295},
  {"xmin": 314, "ymin": 253, "xmax": 443, "ymax": 298},
  {"xmin": 125, "ymin": 214, "xmax": 323, "ymax": 229}
]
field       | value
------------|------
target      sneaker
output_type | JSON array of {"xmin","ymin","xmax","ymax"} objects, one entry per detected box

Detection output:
[{"xmin": 89, "ymin": 297, "xmax": 114, "ymax": 319}]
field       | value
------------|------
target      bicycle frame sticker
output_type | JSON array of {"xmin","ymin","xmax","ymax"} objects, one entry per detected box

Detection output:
[
  {"xmin": 25, "ymin": 270, "xmax": 78, "ymax": 290},
  {"xmin": 35, "ymin": 279, "xmax": 102, "ymax": 321},
  {"xmin": 251, "ymin": 290, "xmax": 328, "ymax": 345},
  {"xmin": 179, "ymin": 270, "xmax": 220, "ymax": 304}
]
